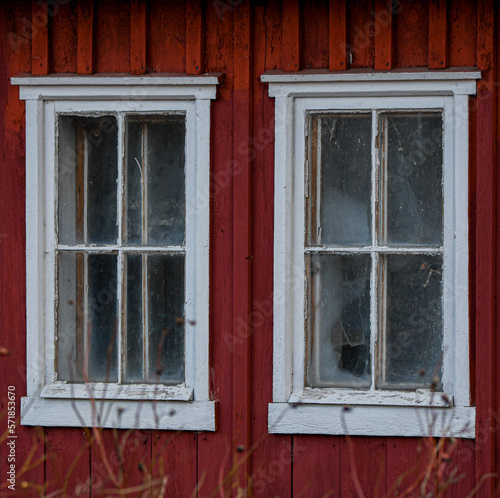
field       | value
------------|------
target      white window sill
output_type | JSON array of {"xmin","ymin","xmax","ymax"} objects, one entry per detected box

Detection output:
[
  {"xmin": 40, "ymin": 382, "xmax": 194, "ymax": 401},
  {"xmin": 288, "ymin": 388, "xmax": 453, "ymax": 407},
  {"xmin": 22, "ymin": 397, "xmax": 216, "ymax": 431},
  {"xmin": 268, "ymin": 403, "xmax": 475, "ymax": 438}
]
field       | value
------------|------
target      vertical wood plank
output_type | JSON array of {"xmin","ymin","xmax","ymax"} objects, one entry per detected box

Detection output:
[
  {"xmin": 429, "ymin": 0, "xmax": 448, "ymax": 68},
  {"xmin": 153, "ymin": 432, "xmax": 197, "ymax": 496},
  {"xmin": 148, "ymin": 0, "xmax": 186, "ymax": 73},
  {"xmin": 186, "ymin": 0, "xmax": 202, "ymax": 74},
  {"xmin": 90, "ymin": 429, "xmax": 152, "ymax": 494},
  {"xmin": 387, "ymin": 438, "xmax": 421, "ymax": 497},
  {"xmin": 233, "ymin": 1, "xmax": 252, "ymax": 492},
  {"xmin": 49, "ymin": 0, "xmax": 77, "ymax": 74},
  {"xmin": 77, "ymin": 0, "xmax": 93, "ymax": 74},
  {"xmin": 374, "ymin": 0, "xmax": 393, "ymax": 70},
  {"xmin": 340, "ymin": 437, "xmax": 386, "ymax": 497},
  {"xmin": 293, "ymin": 436, "xmax": 340, "ymax": 497},
  {"xmin": 251, "ymin": 2, "xmax": 292, "ymax": 496},
  {"xmin": 475, "ymin": 0, "xmax": 496, "ymax": 495},
  {"xmin": 0, "ymin": 3, "xmax": 45, "ymax": 496},
  {"xmin": 301, "ymin": 1, "xmax": 329, "ymax": 69},
  {"xmin": 393, "ymin": 0, "xmax": 428, "ymax": 68},
  {"xmin": 130, "ymin": 0, "xmax": 146, "ymax": 74},
  {"xmin": 329, "ymin": 0, "xmax": 347, "ymax": 70},
  {"xmin": 94, "ymin": 0, "xmax": 130, "ymax": 73},
  {"xmin": 281, "ymin": 0, "xmax": 300, "ymax": 71},
  {"xmin": 449, "ymin": 0, "xmax": 476, "ymax": 68},
  {"xmin": 45, "ymin": 428, "xmax": 91, "ymax": 496},
  {"xmin": 32, "ymin": 0, "xmax": 49, "ymax": 75},
  {"xmin": 197, "ymin": 4, "xmax": 234, "ymax": 495}
]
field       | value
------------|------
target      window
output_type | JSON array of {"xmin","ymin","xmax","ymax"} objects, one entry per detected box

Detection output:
[
  {"xmin": 262, "ymin": 72, "xmax": 479, "ymax": 437},
  {"xmin": 13, "ymin": 75, "xmax": 220, "ymax": 430}
]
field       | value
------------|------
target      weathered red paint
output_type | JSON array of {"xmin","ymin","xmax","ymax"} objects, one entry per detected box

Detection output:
[
  {"xmin": 429, "ymin": 0, "xmax": 447, "ymax": 68},
  {"xmin": 186, "ymin": 0, "xmax": 202, "ymax": 75},
  {"xmin": 130, "ymin": 0, "xmax": 146, "ymax": 75},
  {"xmin": 0, "ymin": 1, "xmax": 498, "ymax": 496},
  {"xmin": 375, "ymin": 0, "xmax": 393, "ymax": 70},
  {"xmin": 77, "ymin": 0, "xmax": 93, "ymax": 75},
  {"xmin": 329, "ymin": 0, "xmax": 347, "ymax": 70}
]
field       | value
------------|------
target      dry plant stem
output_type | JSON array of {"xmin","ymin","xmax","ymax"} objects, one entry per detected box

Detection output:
[{"xmin": 465, "ymin": 473, "xmax": 498, "ymax": 497}]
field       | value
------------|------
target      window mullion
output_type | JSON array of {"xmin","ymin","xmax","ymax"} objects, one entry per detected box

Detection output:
[
  {"xmin": 369, "ymin": 110, "xmax": 378, "ymax": 391},
  {"xmin": 117, "ymin": 112, "xmax": 125, "ymax": 383}
]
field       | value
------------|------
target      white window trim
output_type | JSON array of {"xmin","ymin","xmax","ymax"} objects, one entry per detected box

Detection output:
[
  {"xmin": 262, "ymin": 71, "xmax": 480, "ymax": 438},
  {"xmin": 12, "ymin": 75, "xmax": 221, "ymax": 431}
]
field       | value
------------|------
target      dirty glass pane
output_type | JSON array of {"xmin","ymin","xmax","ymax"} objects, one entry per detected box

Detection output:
[
  {"xmin": 87, "ymin": 253, "xmax": 118, "ymax": 382},
  {"xmin": 381, "ymin": 254, "xmax": 443, "ymax": 389},
  {"xmin": 126, "ymin": 116, "xmax": 186, "ymax": 246},
  {"xmin": 147, "ymin": 254, "xmax": 185, "ymax": 383},
  {"xmin": 58, "ymin": 115, "xmax": 118, "ymax": 245},
  {"xmin": 124, "ymin": 254, "xmax": 143, "ymax": 382},
  {"xmin": 307, "ymin": 113, "xmax": 372, "ymax": 247},
  {"xmin": 306, "ymin": 253, "xmax": 371, "ymax": 388},
  {"xmin": 125, "ymin": 122, "xmax": 143, "ymax": 245},
  {"xmin": 57, "ymin": 251, "xmax": 84, "ymax": 382},
  {"xmin": 382, "ymin": 113, "xmax": 443, "ymax": 246}
]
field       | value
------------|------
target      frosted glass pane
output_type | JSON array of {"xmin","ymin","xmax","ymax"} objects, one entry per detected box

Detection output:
[
  {"xmin": 307, "ymin": 253, "xmax": 371, "ymax": 388},
  {"xmin": 57, "ymin": 251, "xmax": 84, "ymax": 382},
  {"xmin": 383, "ymin": 113, "xmax": 443, "ymax": 246},
  {"xmin": 147, "ymin": 254, "xmax": 185, "ymax": 383},
  {"xmin": 307, "ymin": 114, "xmax": 372, "ymax": 246},
  {"xmin": 382, "ymin": 254, "xmax": 443, "ymax": 389},
  {"xmin": 58, "ymin": 115, "xmax": 118, "ymax": 245},
  {"xmin": 87, "ymin": 253, "xmax": 118, "ymax": 382},
  {"xmin": 126, "ymin": 116, "xmax": 185, "ymax": 246},
  {"xmin": 125, "ymin": 254, "xmax": 143, "ymax": 382}
]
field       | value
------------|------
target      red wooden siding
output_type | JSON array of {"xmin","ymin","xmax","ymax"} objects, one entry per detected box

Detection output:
[{"xmin": 0, "ymin": 1, "xmax": 498, "ymax": 496}]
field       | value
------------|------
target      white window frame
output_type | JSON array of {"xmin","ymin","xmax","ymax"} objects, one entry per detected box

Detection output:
[
  {"xmin": 12, "ymin": 75, "xmax": 220, "ymax": 431},
  {"xmin": 262, "ymin": 72, "xmax": 480, "ymax": 438}
]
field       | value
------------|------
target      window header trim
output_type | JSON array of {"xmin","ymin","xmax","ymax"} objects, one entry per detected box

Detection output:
[
  {"xmin": 261, "ymin": 70, "xmax": 480, "ymax": 97},
  {"xmin": 12, "ymin": 73, "xmax": 222, "ymax": 101}
]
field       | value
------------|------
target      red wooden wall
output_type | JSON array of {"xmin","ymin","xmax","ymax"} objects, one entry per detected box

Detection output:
[{"xmin": 0, "ymin": 0, "xmax": 498, "ymax": 496}]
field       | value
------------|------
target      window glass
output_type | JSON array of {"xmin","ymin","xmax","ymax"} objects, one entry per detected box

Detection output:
[
  {"xmin": 56, "ymin": 114, "xmax": 186, "ymax": 385},
  {"xmin": 305, "ymin": 111, "xmax": 444, "ymax": 392}
]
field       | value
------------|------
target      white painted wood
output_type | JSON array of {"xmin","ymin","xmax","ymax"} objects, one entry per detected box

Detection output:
[
  {"xmin": 21, "ymin": 397, "xmax": 216, "ymax": 431},
  {"xmin": 44, "ymin": 103, "xmax": 56, "ymax": 388},
  {"xmin": 25, "ymin": 99, "xmax": 45, "ymax": 398},
  {"xmin": 268, "ymin": 74, "xmax": 476, "ymax": 436},
  {"xmin": 261, "ymin": 71, "xmax": 480, "ymax": 98},
  {"xmin": 441, "ymin": 98, "xmax": 455, "ymax": 399},
  {"xmin": 18, "ymin": 77, "xmax": 217, "ymax": 430},
  {"xmin": 292, "ymin": 99, "xmax": 306, "ymax": 394},
  {"xmin": 288, "ymin": 388, "xmax": 453, "ymax": 407},
  {"xmin": 41, "ymin": 382, "xmax": 194, "ymax": 401},
  {"xmin": 452, "ymin": 94, "xmax": 471, "ymax": 406},
  {"xmin": 192, "ymin": 98, "xmax": 211, "ymax": 401},
  {"xmin": 56, "ymin": 245, "xmax": 185, "ymax": 252},
  {"xmin": 268, "ymin": 403, "xmax": 475, "ymax": 438},
  {"xmin": 12, "ymin": 73, "xmax": 223, "ymax": 86},
  {"xmin": 261, "ymin": 71, "xmax": 480, "ymax": 83},
  {"xmin": 12, "ymin": 74, "xmax": 222, "ymax": 101},
  {"xmin": 370, "ymin": 110, "xmax": 378, "ymax": 390},
  {"xmin": 117, "ymin": 112, "xmax": 125, "ymax": 383},
  {"xmin": 273, "ymin": 96, "xmax": 295, "ymax": 402}
]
